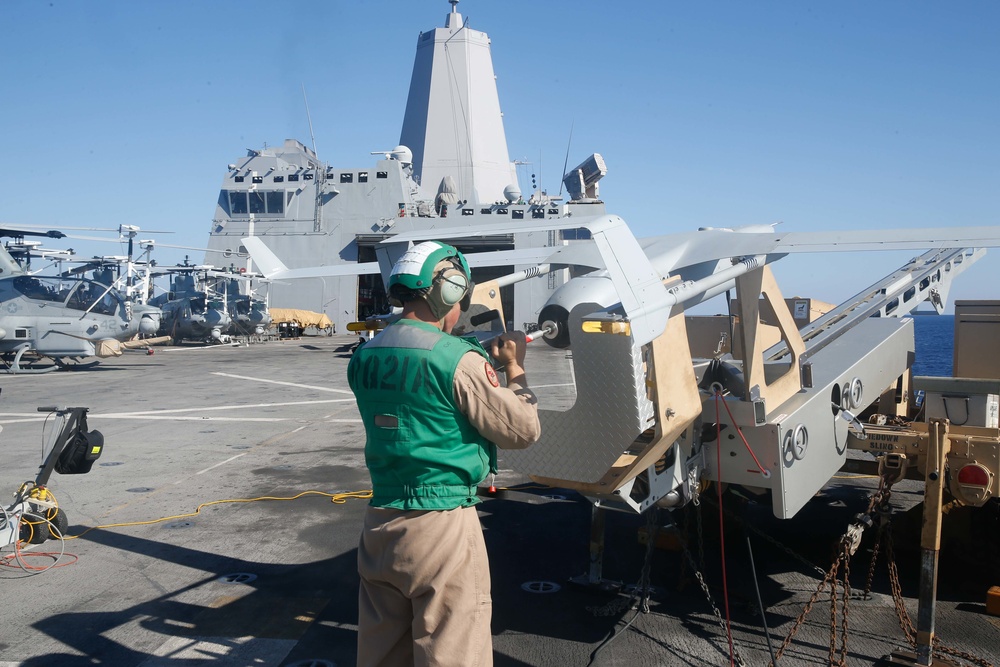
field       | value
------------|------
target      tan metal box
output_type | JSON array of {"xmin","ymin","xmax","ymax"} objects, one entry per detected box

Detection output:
[
  {"xmin": 954, "ymin": 300, "xmax": 1000, "ymax": 380},
  {"xmin": 987, "ymin": 586, "xmax": 1000, "ymax": 617},
  {"xmin": 913, "ymin": 376, "xmax": 1000, "ymax": 428}
]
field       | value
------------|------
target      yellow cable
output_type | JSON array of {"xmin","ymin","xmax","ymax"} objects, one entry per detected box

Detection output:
[
  {"xmin": 37, "ymin": 483, "xmax": 554, "ymax": 543},
  {"xmin": 60, "ymin": 489, "xmax": 373, "ymax": 540}
]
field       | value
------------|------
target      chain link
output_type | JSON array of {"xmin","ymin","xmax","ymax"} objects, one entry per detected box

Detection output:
[
  {"xmin": 587, "ymin": 509, "xmax": 658, "ymax": 618},
  {"xmin": 881, "ymin": 519, "xmax": 995, "ymax": 667},
  {"xmin": 768, "ymin": 475, "xmax": 891, "ymax": 666},
  {"xmin": 762, "ymin": 470, "xmax": 995, "ymax": 667},
  {"xmin": 676, "ymin": 503, "xmax": 749, "ymax": 667},
  {"xmin": 589, "ymin": 471, "xmax": 994, "ymax": 666},
  {"xmin": 719, "ymin": 501, "xmax": 828, "ymax": 579}
]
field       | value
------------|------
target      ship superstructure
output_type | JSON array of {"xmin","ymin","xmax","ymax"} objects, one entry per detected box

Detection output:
[{"xmin": 204, "ymin": 1, "xmax": 604, "ymax": 333}]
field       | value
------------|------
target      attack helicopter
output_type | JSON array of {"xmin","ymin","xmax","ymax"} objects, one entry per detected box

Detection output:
[
  {"xmin": 61, "ymin": 257, "xmax": 162, "ymax": 339},
  {"xmin": 148, "ymin": 259, "xmax": 233, "ymax": 344},
  {"xmin": 0, "ymin": 227, "xmax": 150, "ymax": 373},
  {"xmin": 205, "ymin": 267, "xmax": 272, "ymax": 337}
]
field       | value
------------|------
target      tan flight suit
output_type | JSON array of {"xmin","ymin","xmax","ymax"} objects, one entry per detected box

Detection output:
[{"xmin": 357, "ymin": 352, "xmax": 540, "ymax": 667}]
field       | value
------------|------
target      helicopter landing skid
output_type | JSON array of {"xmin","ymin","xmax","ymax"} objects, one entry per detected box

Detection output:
[
  {"xmin": 1, "ymin": 344, "xmax": 60, "ymax": 374},
  {"xmin": 1, "ymin": 345, "xmax": 101, "ymax": 374},
  {"xmin": 53, "ymin": 357, "xmax": 102, "ymax": 371}
]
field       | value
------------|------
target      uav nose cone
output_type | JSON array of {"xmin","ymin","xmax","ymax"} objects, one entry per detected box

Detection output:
[{"xmin": 536, "ymin": 304, "xmax": 571, "ymax": 348}]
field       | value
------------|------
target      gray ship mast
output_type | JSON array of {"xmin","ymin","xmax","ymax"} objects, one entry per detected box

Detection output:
[{"xmin": 399, "ymin": 0, "xmax": 520, "ymax": 205}]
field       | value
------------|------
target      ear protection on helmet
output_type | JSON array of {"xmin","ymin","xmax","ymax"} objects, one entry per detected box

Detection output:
[
  {"xmin": 435, "ymin": 266, "xmax": 469, "ymax": 306},
  {"xmin": 423, "ymin": 263, "xmax": 470, "ymax": 320}
]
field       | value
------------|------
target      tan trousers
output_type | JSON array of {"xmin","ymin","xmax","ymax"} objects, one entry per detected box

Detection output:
[{"xmin": 357, "ymin": 505, "xmax": 493, "ymax": 667}]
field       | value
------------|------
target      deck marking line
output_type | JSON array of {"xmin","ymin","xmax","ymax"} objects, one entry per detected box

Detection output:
[
  {"xmin": 212, "ymin": 372, "xmax": 354, "ymax": 394},
  {"xmin": 196, "ymin": 453, "xmax": 246, "ymax": 476}
]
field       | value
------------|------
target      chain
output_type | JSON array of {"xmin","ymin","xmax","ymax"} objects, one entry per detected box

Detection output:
[
  {"xmin": 587, "ymin": 509, "xmax": 659, "ymax": 618},
  {"xmin": 712, "ymin": 498, "xmax": 828, "ymax": 579},
  {"xmin": 680, "ymin": 540, "xmax": 750, "ymax": 667},
  {"xmin": 769, "ymin": 555, "xmax": 840, "ymax": 665},
  {"xmin": 635, "ymin": 508, "xmax": 658, "ymax": 614},
  {"xmin": 677, "ymin": 505, "xmax": 692, "ymax": 590},
  {"xmin": 882, "ymin": 521, "xmax": 995, "ymax": 667},
  {"xmin": 675, "ymin": 503, "xmax": 749, "ymax": 667},
  {"xmin": 768, "ymin": 476, "xmax": 891, "ymax": 666},
  {"xmin": 696, "ymin": 500, "xmax": 706, "ymax": 573},
  {"xmin": 933, "ymin": 642, "xmax": 996, "ymax": 667}
]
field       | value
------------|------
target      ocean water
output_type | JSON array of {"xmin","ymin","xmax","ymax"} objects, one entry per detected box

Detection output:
[{"xmin": 910, "ymin": 314, "xmax": 953, "ymax": 377}]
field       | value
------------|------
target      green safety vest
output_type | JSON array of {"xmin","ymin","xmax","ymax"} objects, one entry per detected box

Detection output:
[{"xmin": 347, "ymin": 319, "xmax": 498, "ymax": 510}]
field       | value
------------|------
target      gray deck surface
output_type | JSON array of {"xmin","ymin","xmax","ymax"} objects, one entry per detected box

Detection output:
[{"xmin": 1, "ymin": 335, "xmax": 997, "ymax": 666}]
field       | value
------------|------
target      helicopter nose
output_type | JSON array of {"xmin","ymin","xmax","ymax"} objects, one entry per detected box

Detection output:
[{"xmin": 139, "ymin": 316, "xmax": 159, "ymax": 335}]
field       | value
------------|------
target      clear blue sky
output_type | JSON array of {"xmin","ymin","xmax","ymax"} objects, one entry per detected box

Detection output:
[{"xmin": 1, "ymin": 1, "xmax": 997, "ymax": 313}]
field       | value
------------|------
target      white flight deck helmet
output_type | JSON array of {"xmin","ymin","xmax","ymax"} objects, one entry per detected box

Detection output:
[{"xmin": 386, "ymin": 241, "xmax": 473, "ymax": 320}]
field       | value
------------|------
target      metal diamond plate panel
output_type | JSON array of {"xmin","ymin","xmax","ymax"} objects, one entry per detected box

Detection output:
[{"xmin": 503, "ymin": 309, "xmax": 654, "ymax": 483}]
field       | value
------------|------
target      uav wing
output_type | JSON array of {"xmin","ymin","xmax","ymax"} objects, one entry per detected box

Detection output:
[{"xmin": 241, "ymin": 236, "xmax": 560, "ymax": 280}]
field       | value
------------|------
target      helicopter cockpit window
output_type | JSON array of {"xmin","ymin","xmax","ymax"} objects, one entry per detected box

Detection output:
[
  {"xmin": 190, "ymin": 296, "xmax": 207, "ymax": 313},
  {"xmin": 13, "ymin": 276, "xmax": 60, "ymax": 302},
  {"xmin": 64, "ymin": 280, "xmax": 121, "ymax": 316}
]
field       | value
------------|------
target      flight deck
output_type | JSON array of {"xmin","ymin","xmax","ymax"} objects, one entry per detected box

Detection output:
[{"xmin": 1, "ymin": 336, "xmax": 997, "ymax": 667}]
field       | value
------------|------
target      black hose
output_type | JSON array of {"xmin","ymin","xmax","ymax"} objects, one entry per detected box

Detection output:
[{"xmin": 745, "ymin": 528, "xmax": 778, "ymax": 665}]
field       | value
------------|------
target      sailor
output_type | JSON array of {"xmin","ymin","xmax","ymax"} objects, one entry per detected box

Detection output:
[{"xmin": 348, "ymin": 241, "xmax": 541, "ymax": 667}]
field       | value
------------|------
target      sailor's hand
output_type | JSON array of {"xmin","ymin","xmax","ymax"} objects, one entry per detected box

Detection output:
[{"xmin": 492, "ymin": 331, "xmax": 527, "ymax": 370}]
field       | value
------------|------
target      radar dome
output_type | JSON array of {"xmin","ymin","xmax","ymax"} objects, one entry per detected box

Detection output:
[
  {"xmin": 391, "ymin": 145, "xmax": 413, "ymax": 165},
  {"xmin": 503, "ymin": 184, "xmax": 521, "ymax": 203}
]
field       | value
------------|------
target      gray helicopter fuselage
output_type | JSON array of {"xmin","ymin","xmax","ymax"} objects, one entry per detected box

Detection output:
[{"xmin": 0, "ymin": 274, "xmax": 131, "ymax": 356}]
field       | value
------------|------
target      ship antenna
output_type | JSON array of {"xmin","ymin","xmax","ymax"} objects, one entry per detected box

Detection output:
[
  {"xmin": 449, "ymin": 0, "xmax": 459, "ymax": 12},
  {"xmin": 302, "ymin": 83, "xmax": 319, "ymax": 157},
  {"xmin": 557, "ymin": 121, "xmax": 575, "ymax": 197}
]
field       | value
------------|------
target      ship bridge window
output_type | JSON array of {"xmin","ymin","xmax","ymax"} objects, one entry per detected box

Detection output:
[
  {"xmin": 497, "ymin": 208, "xmax": 508, "ymax": 215},
  {"xmin": 234, "ymin": 175, "xmax": 245, "ymax": 183},
  {"xmin": 304, "ymin": 172, "xmax": 314, "ymax": 180},
  {"xmin": 273, "ymin": 175, "xmax": 284, "ymax": 183},
  {"xmin": 462, "ymin": 208, "xmax": 474, "ymax": 216},
  {"xmin": 532, "ymin": 208, "xmax": 545, "ymax": 219},
  {"xmin": 548, "ymin": 208, "xmax": 559, "ymax": 215},
  {"xmin": 227, "ymin": 190, "xmax": 285, "ymax": 216},
  {"xmin": 288, "ymin": 173, "xmax": 300, "ymax": 182},
  {"xmin": 512, "ymin": 209, "xmax": 524, "ymax": 220},
  {"xmin": 480, "ymin": 208, "xmax": 492, "ymax": 214},
  {"xmin": 359, "ymin": 172, "xmax": 368, "ymax": 183},
  {"xmin": 340, "ymin": 173, "xmax": 354, "ymax": 183},
  {"xmin": 377, "ymin": 171, "xmax": 388, "ymax": 179},
  {"xmin": 249, "ymin": 191, "xmax": 266, "ymax": 214},
  {"xmin": 252, "ymin": 175, "xmax": 263, "ymax": 184},
  {"xmin": 229, "ymin": 191, "xmax": 249, "ymax": 214},
  {"xmin": 266, "ymin": 191, "xmax": 284, "ymax": 214},
  {"xmin": 327, "ymin": 170, "xmax": 336, "ymax": 179}
]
